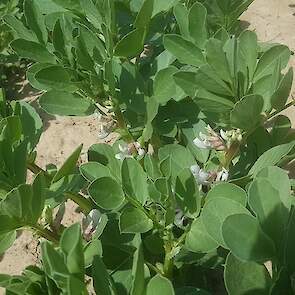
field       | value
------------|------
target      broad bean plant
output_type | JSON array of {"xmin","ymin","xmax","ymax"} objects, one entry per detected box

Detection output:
[{"xmin": 1, "ymin": 0, "xmax": 295, "ymax": 294}]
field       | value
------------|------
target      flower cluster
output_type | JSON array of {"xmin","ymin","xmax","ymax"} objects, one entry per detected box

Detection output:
[
  {"xmin": 115, "ymin": 142, "xmax": 145, "ymax": 160},
  {"xmin": 190, "ymin": 164, "xmax": 229, "ymax": 186},
  {"xmin": 193, "ymin": 125, "xmax": 242, "ymax": 151}
]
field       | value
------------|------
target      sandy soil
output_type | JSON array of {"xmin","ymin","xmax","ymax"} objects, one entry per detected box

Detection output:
[{"xmin": 1, "ymin": 0, "xmax": 295, "ymax": 293}]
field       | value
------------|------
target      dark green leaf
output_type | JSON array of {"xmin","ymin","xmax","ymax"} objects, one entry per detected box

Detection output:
[{"xmin": 39, "ymin": 91, "xmax": 95, "ymax": 116}]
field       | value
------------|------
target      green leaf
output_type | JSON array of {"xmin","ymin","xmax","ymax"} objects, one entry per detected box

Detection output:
[
  {"xmin": 159, "ymin": 144, "xmax": 196, "ymax": 182},
  {"xmin": 222, "ymin": 214, "xmax": 276, "ymax": 262},
  {"xmin": 131, "ymin": 244, "xmax": 146, "ymax": 295},
  {"xmin": 230, "ymin": 94, "xmax": 264, "ymax": 131},
  {"xmin": 35, "ymin": 66, "xmax": 78, "ymax": 92},
  {"xmin": 173, "ymin": 71, "xmax": 199, "ymax": 97},
  {"xmin": 225, "ymin": 253, "xmax": 271, "ymax": 295},
  {"xmin": 119, "ymin": 207, "xmax": 153, "ymax": 234},
  {"xmin": 175, "ymin": 168, "xmax": 200, "ymax": 218},
  {"xmin": 13, "ymin": 101, "xmax": 43, "ymax": 151},
  {"xmin": 27, "ymin": 63, "xmax": 52, "ymax": 91},
  {"xmin": 88, "ymin": 144, "xmax": 121, "ymax": 181},
  {"xmin": 51, "ymin": 0, "xmax": 81, "ymax": 10},
  {"xmin": 10, "ymin": 39, "xmax": 56, "ymax": 63},
  {"xmin": 270, "ymin": 115, "xmax": 291, "ymax": 146},
  {"xmin": 80, "ymin": 0, "xmax": 103, "ymax": 30},
  {"xmin": 39, "ymin": 91, "xmax": 95, "ymax": 116},
  {"xmin": 41, "ymin": 241, "xmax": 69, "ymax": 291},
  {"xmin": 188, "ymin": 2, "xmax": 207, "ymax": 48},
  {"xmin": 4, "ymin": 15, "xmax": 37, "ymax": 42},
  {"xmin": 114, "ymin": 28, "xmax": 145, "ymax": 58},
  {"xmin": 60, "ymin": 223, "xmax": 84, "ymax": 278},
  {"xmin": 207, "ymin": 183, "xmax": 247, "ymax": 206},
  {"xmin": 24, "ymin": 0, "xmax": 48, "ymax": 44},
  {"xmin": 0, "ymin": 173, "xmax": 45, "ymax": 230},
  {"xmin": 163, "ymin": 34, "xmax": 205, "ymax": 67},
  {"xmin": 173, "ymin": 4, "xmax": 189, "ymax": 39},
  {"xmin": 271, "ymin": 68, "xmax": 293, "ymax": 111},
  {"xmin": 80, "ymin": 162, "xmax": 112, "ymax": 182},
  {"xmin": 92, "ymin": 256, "xmax": 117, "ymax": 295},
  {"xmin": 152, "ymin": 0, "xmax": 178, "ymax": 17},
  {"xmin": 122, "ymin": 158, "xmax": 149, "ymax": 205},
  {"xmin": 194, "ymin": 64, "xmax": 233, "ymax": 96},
  {"xmin": 146, "ymin": 275, "xmax": 175, "ymax": 295},
  {"xmin": 285, "ymin": 207, "xmax": 295, "ymax": 275},
  {"xmin": 185, "ymin": 218, "xmax": 218, "ymax": 253},
  {"xmin": 88, "ymin": 177, "xmax": 125, "ymax": 210},
  {"xmin": 202, "ymin": 197, "xmax": 250, "ymax": 247},
  {"xmin": 238, "ymin": 30, "xmax": 258, "ymax": 81},
  {"xmin": 256, "ymin": 166, "xmax": 291, "ymax": 210},
  {"xmin": 52, "ymin": 144, "xmax": 82, "ymax": 183},
  {"xmin": 0, "ymin": 231, "xmax": 16, "ymax": 255},
  {"xmin": 84, "ymin": 239, "xmax": 102, "ymax": 267},
  {"xmin": 206, "ymin": 38, "xmax": 231, "ymax": 83},
  {"xmin": 154, "ymin": 66, "xmax": 185, "ymax": 105},
  {"xmin": 134, "ymin": 0, "xmax": 154, "ymax": 29},
  {"xmin": 254, "ymin": 45, "xmax": 290, "ymax": 82},
  {"xmin": 248, "ymin": 141, "xmax": 295, "ymax": 176},
  {"xmin": 195, "ymin": 89, "xmax": 234, "ymax": 113},
  {"xmin": 144, "ymin": 154, "xmax": 162, "ymax": 181},
  {"xmin": 248, "ymin": 178, "xmax": 288, "ymax": 251}
]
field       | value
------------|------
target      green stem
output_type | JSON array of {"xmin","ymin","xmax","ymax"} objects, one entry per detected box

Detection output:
[
  {"xmin": 27, "ymin": 163, "xmax": 46, "ymax": 175},
  {"xmin": 65, "ymin": 193, "xmax": 95, "ymax": 215},
  {"xmin": 267, "ymin": 100, "xmax": 295, "ymax": 121},
  {"xmin": 125, "ymin": 195, "xmax": 165, "ymax": 231},
  {"xmin": 31, "ymin": 224, "xmax": 59, "ymax": 244}
]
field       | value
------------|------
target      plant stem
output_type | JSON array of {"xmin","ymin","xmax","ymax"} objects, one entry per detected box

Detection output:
[
  {"xmin": 31, "ymin": 224, "xmax": 59, "ymax": 244},
  {"xmin": 125, "ymin": 195, "xmax": 165, "ymax": 231},
  {"xmin": 267, "ymin": 100, "xmax": 295, "ymax": 120},
  {"xmin": 65, "ymin": 192, "xmax": 95, "ymax": 215},
  {"xmin": 27, "ymin": 162, "xmax": 46, "ymax": 174}
]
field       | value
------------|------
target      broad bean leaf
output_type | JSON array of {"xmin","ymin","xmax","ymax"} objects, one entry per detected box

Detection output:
[
  {"xmin": 146, "ymin": 274, "xmax": 175, "ymax": 295},
  {"xmin": 24, "ymin": 0, "xmax": 48, "ymax": 45},
  {"xmin": 175, "ymin": 168, "xmax": 200, "ymax": 218},
  {"xmin": 35, "ymin": 66, "xmax": 78, "ymax": 92},
  {"xmin": 153, "ymin": 66, "xmax": 186, "ymax": 105},
  {"xmin": 52, "ymin": 144, "xmax": 82, "ymax": 183},
  {"xmin": 188, "ymin": 2, "xmax": 208, "ymax": 48},
  {"xmin": 248, "ymin": 178, "xmax": 288, "ymax": 253},
  {"xmin": 131, "ymin": 244, "xmax": 146, "ymax": 295},
  {"xmin": 121, "ymin": 158, "xmax": 149, "ymax": 205},
  {"xmin": 92, "ymin": 256, "xmax": 117, "ymax": 295},
  {"xmin": 230, "ymin": 94, "xmax": 263, "ymax": 131},
  {"xmin": 114, "ymin": 28, "xmax": 145, "ymax": 58},
  {"xmin": 254, "ymin": 45, "xmax": 290, "ymax": 83},
  {"xmin": 163, "ymin": 34, "xmax": 205, "ymax": 67},
  {"xmin": 224, "ymin": 253, "xmax": 271, "ymax": 295},
  {"xmin": 185, "ymin": 218, "xmax": 218, "ymax": 253},
  {"xmin": 271, "ymin": 68, "xmax": 293, "ymax": 111},
  {"xmin": 88, "ymin": 177, "xmax": 125, "ymax": 210},
  {"xmin": 222, "ymin": 213, "xmax": 275, "ymax": 262},
  {"xmin": 256, "ymin": 166, "xmax": 291, "ymax": 210},
  {"xmin": 248, "ymin": 141, "xmax": 295, "ymax": 176},
  {"xmin": 39, "ymin": 91, "xmax": 96, "ymax": 116},
  {"xmin": 88, "ymin": 144, "xmax": 121, "ymax": 181},
  {"xmin": 207, "ymin": 183, "xmax": 247, "ymax": 206},
  {"xmin": 119, "ymin": 207, "xmax": 153, "ymax": 233},
  {"xmin": 11, "ymin": 39, "xmax": 56, "ymax": 63},
  {"xmin": 201, "ymin": 197, "xmax": 249, "ymax": 247},
  {"xmin": 80, "ymin": 162, "xmax": 112, "ymax": 182}
]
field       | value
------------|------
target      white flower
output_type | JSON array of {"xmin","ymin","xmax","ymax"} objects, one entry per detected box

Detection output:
[
  {"xmin": 115, "ymin": 142, "xmax": 146, "ymax": 160},
  {"xmin": 216, "ymin": 168, "xmax": 229, "ymax": 182},
  {"xmin": 220, "ymin": 129, "xmax": 242, "ymax": 148},
  {"xmin": 190, "ymin": 164, "xmax": 211, "ymax": 185},
  {"xmin": 193, "ymin": 125, "xmax": 226, "ymax": 151},
  {"xmin": 115, "ymin": 143, "xmax": 133, "ymax": 160},
  {"xmin": 82, "ymin": 209, "xmax": 101, "ymax": 240}
]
